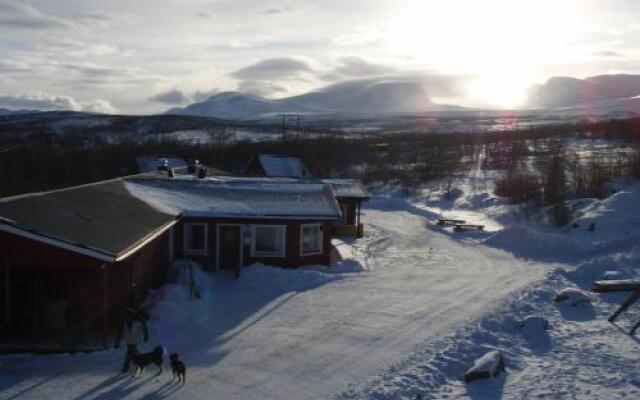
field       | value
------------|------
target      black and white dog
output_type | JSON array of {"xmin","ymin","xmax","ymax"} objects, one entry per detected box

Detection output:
[
  {"xmin": 132, "ymin": 346, "xmax": 164, "ymax": 376},
  {"xmin": 170, "ymin": 353, "xmax": 186, "ymax": 384}
]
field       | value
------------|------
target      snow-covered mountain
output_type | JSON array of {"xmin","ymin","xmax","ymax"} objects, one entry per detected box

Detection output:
[
  {"xmin": 168, "ymin": 77, "xmax": 458, "ymax": 119},
  {"xmin": 527, "ymin": 74, "xmax": 640, "ymax": 108},
  {"xmin": 167, "ymin": 92, "xmax": 284, "ymax": 119}
]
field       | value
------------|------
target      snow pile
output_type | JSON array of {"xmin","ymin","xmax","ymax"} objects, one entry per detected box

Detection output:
[
  {"xmin": 553, "ymin": 288, "xmax": 592, "ymax": 307},
  {"xmin": 463, "ymin": 350, "xmax": 506, "ymax": 382}
]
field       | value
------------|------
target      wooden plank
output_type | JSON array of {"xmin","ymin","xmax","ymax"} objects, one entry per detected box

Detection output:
[
  {"xmin": 437, "ymin": 219, "xmax": 466, "ymax": 226},
  {"xmin": 453, "ymin": 224, "xmax": 485, "ymax": 232},
  {"xmin": 609, "ymin": 289, "xmax": 640, "ymax": 323},
  {"xmin": 593, "ymin": 279, "xmax": 640, "ymax": 293}
]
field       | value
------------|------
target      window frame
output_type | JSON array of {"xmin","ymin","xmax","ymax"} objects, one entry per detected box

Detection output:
[
  {"xmin": 300, "ymin": 223, "xmax": 323, "ymax": 256},
  {"xmin": 183, "ymin": 222, "xmax": 208, "ymax": 256},
  {"xmin": 251, "ymin": 224, "xmax": 286, "ymax": 258}
]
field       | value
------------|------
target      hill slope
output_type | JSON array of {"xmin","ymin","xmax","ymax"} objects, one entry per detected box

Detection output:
[
  {"xmin": 168, "ymin": 77, "xmax": 457, "ymax": 119},
  {"xmin": 527, "ymin": 74, "xmax": 640, "ymax": 108}
]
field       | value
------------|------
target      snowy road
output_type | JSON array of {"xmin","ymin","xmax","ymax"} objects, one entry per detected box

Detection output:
[{"xmin": 0, "ymin": 197, "xmax": 547, "ymax": 400}]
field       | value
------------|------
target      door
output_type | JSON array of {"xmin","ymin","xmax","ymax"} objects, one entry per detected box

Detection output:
[{"xmin": 219, "ymin": 225, "xmax": 242, "ymax": 274}]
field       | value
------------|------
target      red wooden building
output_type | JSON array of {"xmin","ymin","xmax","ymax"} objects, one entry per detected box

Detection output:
[
  {"xmin": 0, "ymin": 179, "xmax": 176, "ymax": 351},
  {"xmin": 0, "ymin": 172, "xmax": 342, "ymax": 351},
  {"xmin": 126, "ymin": 175, "xmax": 341, "ymax": 271}
]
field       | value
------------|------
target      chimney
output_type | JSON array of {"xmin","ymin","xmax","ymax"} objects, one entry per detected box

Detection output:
[
  {"xmin": 197, "ymin": 167, "xmax": 207, "ymax": 179},
  {"xmin": 187, "ymin": 159, "xmax": 200, "ymax": 174}
]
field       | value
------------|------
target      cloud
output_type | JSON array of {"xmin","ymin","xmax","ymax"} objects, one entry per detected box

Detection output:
[
  {"xmin": 0, "ymin": 1, "xmax": 72, "ymax": 30},
  {"xmin": 0, "ymin": 93, "xmax": 117, "ymax": 113},
  {"xmin": 83, "ymin": 99, "xmax": 117, "ymax": 114},
  {"xmin": 74, "ymin": 11, "xmax": 140, "ymax": 29},
  {"xmin": 237, "ymin": 80, "xmax": 288, "ymax": 97},
  {"xmin": 192, "ymin": 88, "xmax": 220, "ymax": 102},
  {"xmin": 0, "ymin": 59, "xmax": 31, "ymax": 73},
  {"xmin": 323, "ymin": 55, "xmax": 397, "ymax": 80},
  {"xmin": 231, "ymin": 56, "xmax": 315, "ymax": 80},
  {"xmin": 0, "ymin": 93, "xmax": 81, "ymax": 111},
  {"xmin": 591, "ymin": 50, "xmax": 624, "ymax": 58},
  {"xmin": 148, "ymin": 89, "xmax": 188, "ymax": 104},
  {"xmin": 332, "ymin": 26, "xmax": 383, "ymax": 47},
  {"xmin": 263, "ymin": 6, "xmax": 293, "ymax": 15}
]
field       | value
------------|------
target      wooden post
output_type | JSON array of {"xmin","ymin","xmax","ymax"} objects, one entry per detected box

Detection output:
[
  {"xmin": 102, "ymin": 265, "xmax": 109, "ymax": 349},
  {"xmin": 4, "ymin": 267, "xmax": 10, "ymax": 326}
]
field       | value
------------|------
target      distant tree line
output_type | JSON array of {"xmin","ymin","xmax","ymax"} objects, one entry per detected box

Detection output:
[{"xmin": 0, "ymin": 117, "xmax": 640, "ymax": 207}]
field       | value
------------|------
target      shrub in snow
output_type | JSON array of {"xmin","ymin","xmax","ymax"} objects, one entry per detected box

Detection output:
[
  {"xmin": 463, "ymin": 350, "xmax": 506, "ymax": 383},
  {"xmin": 553, "ymin": 288, "xmax": 591, "ymax": 307}
]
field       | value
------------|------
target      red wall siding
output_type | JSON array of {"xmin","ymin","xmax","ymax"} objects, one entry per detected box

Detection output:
[
  {"xmin": 0, "ymin": 229, "xmax": 171, "ymax": 349},
  {"xmin": 175, "ymin": 217, "xmax": 333, "ymax": 269},
  {"xmin": 0, "ymin": 230, "xmax": 104, "ymax": 269}
]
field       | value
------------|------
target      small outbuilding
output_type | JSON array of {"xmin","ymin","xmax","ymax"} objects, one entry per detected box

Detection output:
[
  {"xmin": 244, "ymin": 154, "xmax": 313, "ymax": 179},
  {"xmin": 320, "ymin": 179, "xmax": 369, "ymax": 237}
]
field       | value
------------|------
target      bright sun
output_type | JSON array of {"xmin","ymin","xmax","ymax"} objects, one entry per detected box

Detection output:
[{"xmin": 387, "ymin": 0, "xmax": 588, "ymax": 108}]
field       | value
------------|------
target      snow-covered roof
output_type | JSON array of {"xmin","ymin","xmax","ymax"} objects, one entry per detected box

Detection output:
[
  {"xmin": 320, "ymin": 179, "xmax": 369, "ymax": 199},
  {"xmin": 257, "ymin": 155, "xmax": 312, "ymax": 178},
  {"xmin": 136, "ymin": 156, "xmax": 188, "ymax": 173},
  {"xmin": 125, "ymin": 176, "xmax": 341, "ymax": 220}
]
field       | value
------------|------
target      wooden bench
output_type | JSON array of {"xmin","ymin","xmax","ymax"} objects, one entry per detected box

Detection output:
[
  {"xmin": 437, "ymin": 219, "xmax": 466, "ymax": 226},
  {"xmin": 453, "ymin": 224, "xmax": 485, "ymax": 232},
  {"xmin": 592, "ymin": 279, "xmax": 640, "ymax": 335}
]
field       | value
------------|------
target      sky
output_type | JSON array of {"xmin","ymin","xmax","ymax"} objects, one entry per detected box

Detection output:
[{"xmin": 0, "ymin": 0, "xmax": 639, "ymax": 114}]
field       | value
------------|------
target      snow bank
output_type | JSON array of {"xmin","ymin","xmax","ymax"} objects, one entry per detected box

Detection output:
[
  {"xmin": 463, "ymin": 350, "xmax": 506, "ymax": 382},
  {"xmin": 553, "ymin": 288, "xmax": 592, "ymax": 307}
]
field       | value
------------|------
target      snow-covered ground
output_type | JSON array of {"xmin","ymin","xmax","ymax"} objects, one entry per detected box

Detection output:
[
  {"xmin": 338, "ymin": 178, "xmax": 640, "ymax": 399},
  {"xmin": 2, "ymin": 176, "xmax": 640, "ymax": 400},
  {"xmin": 0, "ymin": 182, "xmax": 546, "ymax": 400}
]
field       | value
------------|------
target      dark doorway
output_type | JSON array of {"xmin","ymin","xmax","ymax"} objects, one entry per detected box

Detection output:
[{"xmin": 219, "ymin": 225, "xmax": 242, "ymax": 275}]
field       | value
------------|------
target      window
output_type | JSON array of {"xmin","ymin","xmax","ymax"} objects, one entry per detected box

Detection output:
[
  {"xmin": 300, "ymin": 224, "xmax": 323, "ymax": 256},
  {"xmin": 184, "ymin": 223, "xmax": 207, "ymax": 255},
  {"xmin": 252, "ymin": 225, "xmax": 286, "ymax": 257}
]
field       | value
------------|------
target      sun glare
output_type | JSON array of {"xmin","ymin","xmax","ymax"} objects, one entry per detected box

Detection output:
[{"xmin": 388, "ymin": 0, "xmax": 588, "ymax": 108}]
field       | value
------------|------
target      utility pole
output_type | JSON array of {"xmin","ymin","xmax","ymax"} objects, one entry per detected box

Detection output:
[{"xmin": 279, "ymin": 114, "xmax": 301, "ymax": 142}]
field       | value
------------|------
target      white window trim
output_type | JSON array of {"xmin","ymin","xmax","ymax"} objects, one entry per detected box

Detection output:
[
  {"xmin": 184, "ymin": 223, "xmax": 208, "ymax": 256},
  {"xmin": 300, "ymin": 223, "xmax": 323, "ymax": 256},
  {"xmin": 251, "ymin": 224, "xmax": 286, "ymax": 258}
]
